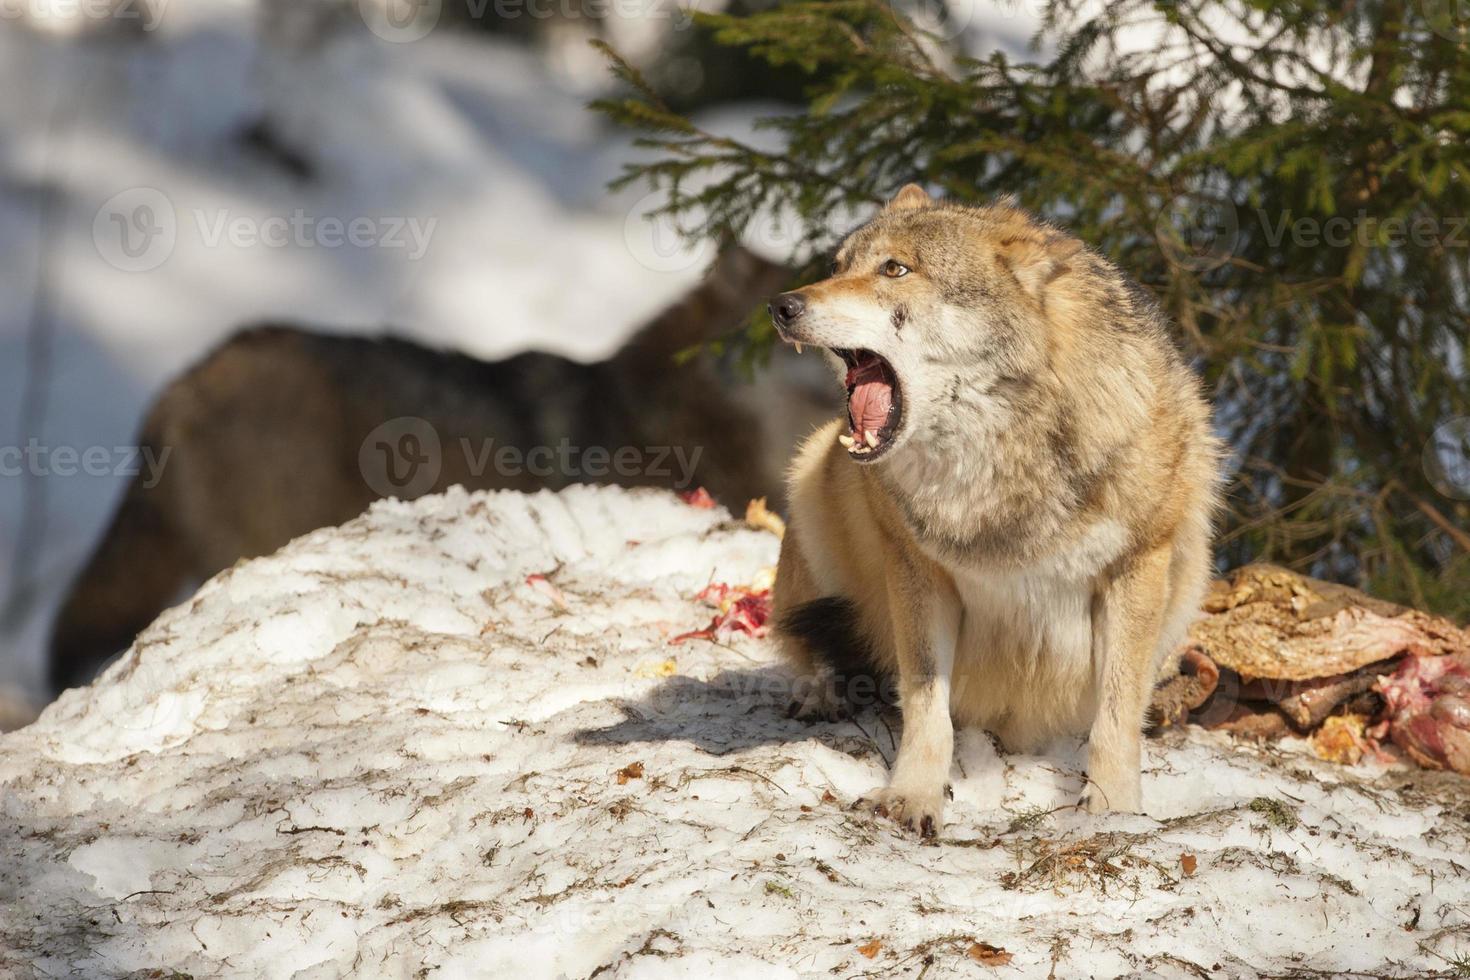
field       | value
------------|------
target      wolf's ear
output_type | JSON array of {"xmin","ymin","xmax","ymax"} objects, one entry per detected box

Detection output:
[
  {"xmin": 884, "ymin": 183, "xmax": 933, "ymax": 213},
  {"xmin": 996, "ymin": 233, "xmax": 1081, "ymax": 305}
]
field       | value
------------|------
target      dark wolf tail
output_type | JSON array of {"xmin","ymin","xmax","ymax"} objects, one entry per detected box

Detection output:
[{"xmin": 779, "ymin": 597, "xmax": 898, "ymax": 710}]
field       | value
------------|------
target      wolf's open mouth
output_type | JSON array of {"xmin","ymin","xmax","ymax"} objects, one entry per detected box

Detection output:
[{"xmin": 836, "ymin": 348, "xmax": 902, "ymax": 461}]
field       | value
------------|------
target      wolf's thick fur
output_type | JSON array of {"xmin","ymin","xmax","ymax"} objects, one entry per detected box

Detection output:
[
  {"xmin": 50, "ymin": 248, "xmax": 834, "ymax": 694},
  {"xmin": 771, "ymin": 187, "xmax": 1219, "ymax": 832}
]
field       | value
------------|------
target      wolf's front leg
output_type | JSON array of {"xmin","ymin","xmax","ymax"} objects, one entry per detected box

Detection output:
[
  {"xmin": 859, "ymin": 571, "xmax": 961, "ymax": 838},
  {"xmin": 1084, "ymin": 544, "xmax": 1172, "ymax": 814}
]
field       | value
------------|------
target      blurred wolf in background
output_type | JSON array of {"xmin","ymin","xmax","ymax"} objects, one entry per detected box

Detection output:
[{"xmin": 49, "ymin": 247, "xmax": 834, "ymax": 694}]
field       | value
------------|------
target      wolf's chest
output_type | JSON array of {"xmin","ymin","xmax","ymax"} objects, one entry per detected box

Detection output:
[
  {"xmin": 944, "ymin": 561, "xmax": 1104, "ymax": 749},
  {"xmin": 952, "ymin": 568, "xmax": 1094, "ymax": 665},
  {"xmin": 942, "ymin": 517, "xmax": 1122, "ymax": 664}
]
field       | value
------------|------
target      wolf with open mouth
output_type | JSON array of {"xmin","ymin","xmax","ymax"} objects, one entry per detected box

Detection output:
[{"xmin": 769, "ymin": 185, "xmax": 1221, "ymax": 834}]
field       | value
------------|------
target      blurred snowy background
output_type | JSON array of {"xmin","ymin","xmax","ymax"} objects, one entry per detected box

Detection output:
[{"xmin": 0, "ymin": 0, "xmax": 1043, "ymax": 703}]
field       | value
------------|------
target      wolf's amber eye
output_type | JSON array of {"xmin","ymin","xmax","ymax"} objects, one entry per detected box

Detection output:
[{"xmin": 882, "ymin": 260, "xmax": 910, "ymax": 278}]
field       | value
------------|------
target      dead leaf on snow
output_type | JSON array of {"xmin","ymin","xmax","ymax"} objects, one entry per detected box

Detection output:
[{"xmin": 968, "ymin": 941, "xmax": 1012, "ymax": 966}]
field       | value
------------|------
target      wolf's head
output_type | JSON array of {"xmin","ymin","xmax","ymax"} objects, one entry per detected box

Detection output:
[{"xmin": 768, "ymin": 186, "xmax": 1083, "ymax": 464}]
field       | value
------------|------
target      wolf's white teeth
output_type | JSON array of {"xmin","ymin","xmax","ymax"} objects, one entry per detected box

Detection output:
[
  {"xmin": 794, "ymin": 342, "xmax": 803, "ymax": 354},
  {"xmin": 838, "ymin": 433, "xmax": 855, "ymax": 449},
  {"xmin": 864, "ymin": 430, "xmax": 879, "ymax": 448}
]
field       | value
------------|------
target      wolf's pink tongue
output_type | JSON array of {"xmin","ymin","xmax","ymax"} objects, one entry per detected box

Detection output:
[{"xmin": 846, "ymin": 359, "xmax": 893, "ymax": 437}]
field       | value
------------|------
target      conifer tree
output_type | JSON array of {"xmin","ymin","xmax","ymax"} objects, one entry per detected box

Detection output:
[{"xmin": 596, "ymin": 0, "xmax": 1470, "ymax": 615}]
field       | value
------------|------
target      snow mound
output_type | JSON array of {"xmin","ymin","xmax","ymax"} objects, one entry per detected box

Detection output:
[{"xmin": 1, "ymin": 486, "xmax": 1466, "ymax": 978}]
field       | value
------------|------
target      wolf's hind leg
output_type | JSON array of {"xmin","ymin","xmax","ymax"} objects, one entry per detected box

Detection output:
[
  {"xmin": 778, "ymin": 597, "xmax": 870, "ymax": 722},
  {"xmin": 773, "ymin": 523, "xmax": 863, "ymax": 722},
  {"xmin": 786, "ymin": 663, "xmax": 848, "ymax": 723}
]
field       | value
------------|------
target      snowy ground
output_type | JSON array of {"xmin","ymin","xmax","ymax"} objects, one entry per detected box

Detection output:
[{"xmin": 1, "ymin": 486, "xmax": 1466, "ymax": 978}]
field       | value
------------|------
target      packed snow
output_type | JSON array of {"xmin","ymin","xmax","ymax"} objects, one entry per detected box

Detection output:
[{"xmin": 1, "ymin": 485, "xmax": 1466, "ymax": 978}]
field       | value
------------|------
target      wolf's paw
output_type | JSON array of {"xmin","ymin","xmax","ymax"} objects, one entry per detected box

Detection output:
[
  {"xmin": 1078, "ymin": 779, "xmax": 1141, "ymax": 815},
  {"xmin": 855, "ymin": 785, "xmax": 944, "ymax": 839},
  {"xmin": 786, "ymin": 684, "xmax": 849, "ymax": 724}
]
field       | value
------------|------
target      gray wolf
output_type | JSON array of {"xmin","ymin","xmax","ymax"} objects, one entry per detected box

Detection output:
[{"xmin": 769, "ymin": 185, "xmax": 1220, "ymax": 834}]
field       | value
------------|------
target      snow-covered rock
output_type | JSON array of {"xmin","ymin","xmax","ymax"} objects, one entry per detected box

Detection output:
[{"xmin": 1, "ymin": 486, "xmax": 1466, "ymax": 978}]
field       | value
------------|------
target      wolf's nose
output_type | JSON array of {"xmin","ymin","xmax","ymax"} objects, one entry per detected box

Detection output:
[{"xmin": 769, "ymin": 292, "xmax": 807, "ymax": 330}]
